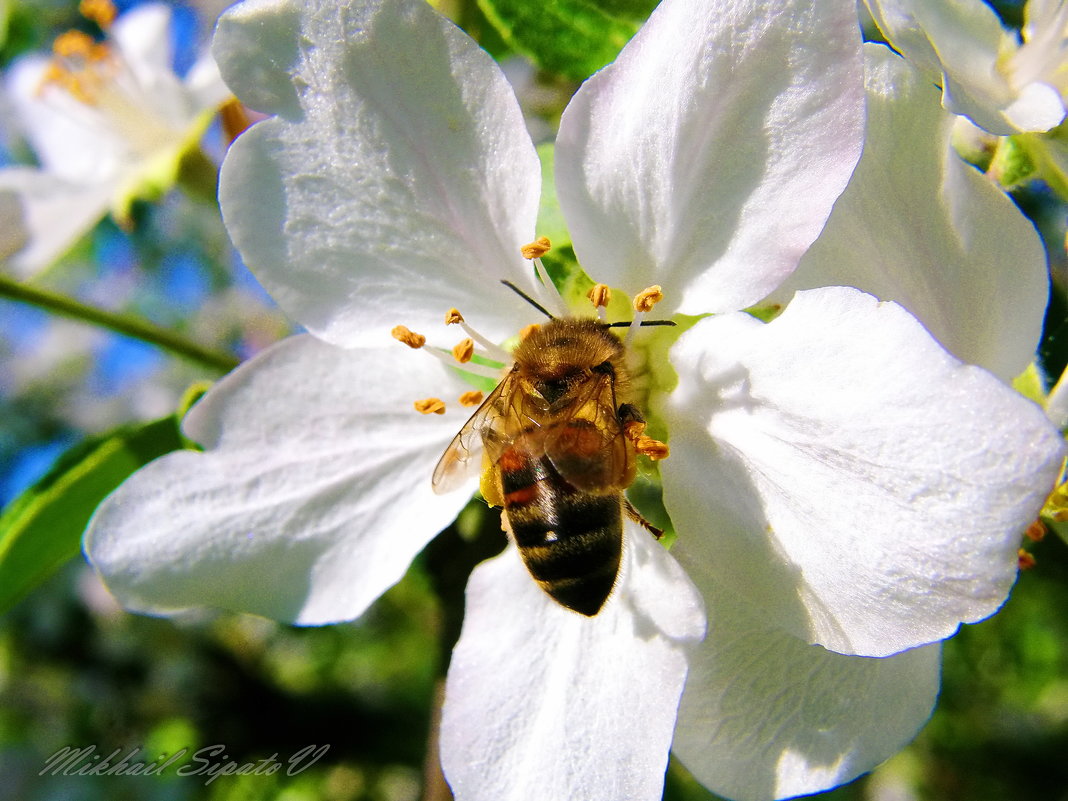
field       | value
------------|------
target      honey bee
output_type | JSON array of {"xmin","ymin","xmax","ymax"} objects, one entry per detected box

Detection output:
[{"xmin": 432, "ymin": 316, "xmax": 663, "ymax": 616}]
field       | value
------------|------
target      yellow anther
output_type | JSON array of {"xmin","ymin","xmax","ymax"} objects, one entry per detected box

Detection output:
[
  {"xmin": 80, "ymin": 0, "xmax": 117, "ymax": 28},
  {"xmin": 587, "ymin": 283, "xmax": 611, "ymax": 309},
  {"xmin": 445, "ymin": 308, "xmax": 465, "ymax": 325},
  {"xmin": 391, "ymin": 325, "xmax": 426, "ymax": 349},
  {"xmin": 520, "ymin": 236, "xmax": 552, "ymax": 259},
  {"xmin": 459, "ymin": 390, "xmax": 484, "ymax": 407},
  {"xmin": 53, "ymin": 30, "xmax": 96, "ymax": 59},
  {"xmin": 519, "ymin": 323, "xmax": 540, "ymax": 340},
  {"xmin": 633, "ymin": 285, "xmax": 664, "ymax": 313},
  {"xmin": 414, "ymin": 398, "xmax": 446, "ymax": 415},
  {"xmin": 1025, "ymin": 519, "xmax": 1047, "ymax": 542},
  {"xmin": 635, "ymin": 436, "xmax": 670, "ymax": 461},
  {"xmin": 452, "ymin": 338, "xmax": 475, "ymax": 363},
  {"xmin": 1018, "ymin": 548, "xmax": 1037, "ymax": 570}
]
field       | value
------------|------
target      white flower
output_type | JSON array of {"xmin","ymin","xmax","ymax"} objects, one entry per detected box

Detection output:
[
  {"xmin": 85, "ymin": 1, "xmax": 1065, "ymax": 800},
  {"xmin": 865, "ymin": 0, "xmax": 1068, "ymax": 134},
  {"xmin": 0, "ymin": 0, "xmax": 229, "ymax": 276}
]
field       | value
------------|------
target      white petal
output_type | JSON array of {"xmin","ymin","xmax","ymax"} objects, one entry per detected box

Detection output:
[
  {"xmin": 0, "ymin": 188, "xmax": 29, "ymax": 264},
  {"xmin": 772, "ymin": 45, "xmax": 1047, "ymax": 382},
  {"xmin": 673, "ymin": 573, "xmax": 940, "ymax": 801},
  {"xmin": 111, "ymin": 3, "xmax": 176, "ymax": 82},
  {"xmin": 85, "ymin": 335, "xmax": 475, "ymax": 624},
  {"xmin": 0, "ymin": 168, "xmax": 112, "ymax": 276},
  {"xmin": 184, "ymin": 54, "xmax": 231, "ymax": 112},
  {"xmin": 555, "ymin": 0, "xmax": 864, "ymax": 314},
  {"xmin": 440, "ymin": 527, "xmax": 705, "ymax": 801},
  {"xmin": 1003, "ymin": 81, "xmax": 1066, "ymax": 132},
  {"xmin": 660, "ymin": 287, "xmax": 1065, "ymax": 656},
  {"xmin": 215, "ymin": 0, "xmax": 543, "ymax": 348}
]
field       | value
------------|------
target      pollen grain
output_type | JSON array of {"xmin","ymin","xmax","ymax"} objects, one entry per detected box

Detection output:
[{"xmin": 635, "ymin": 436, "xmax": 669, "ymax": 461}]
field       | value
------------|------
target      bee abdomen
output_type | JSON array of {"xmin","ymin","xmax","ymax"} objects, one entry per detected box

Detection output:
[{"xmin": 505, "ymin": 472, "xmax": 623, "ymax": 616}]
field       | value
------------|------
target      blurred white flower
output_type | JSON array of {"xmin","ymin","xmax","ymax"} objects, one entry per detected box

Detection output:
[
  {"xmin": 866, "ymin": 0, "xmax": 1068, "ymax": 134},
  {"xmin": 0, "ymin": 0, "xmax": 229, "ymax": 276}
]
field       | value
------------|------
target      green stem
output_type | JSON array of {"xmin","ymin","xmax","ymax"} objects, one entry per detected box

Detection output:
[{"xmin": 0, "ymin": 274, "xmax": 240, "ymax": 373}]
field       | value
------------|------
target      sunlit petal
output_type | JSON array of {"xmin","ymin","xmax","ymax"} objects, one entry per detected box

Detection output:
[
  {"xmin": 660, "ymin": 286, "xmax": 1064, "ymax": 656},
  {"xmin": 556, "ymin": 0, "xmax": 864, "ymax": 313},
  {"xmin": 215, "ymin": 0, "xmax": 543, "ymax": 348},
  {"xmin": 440, "ymin": 527, "xmax": 705, "ymax": 801},
  {"xmin": 673, "ymin": 571, "xmax": 940, "ymax": 801},
  {"xmin": 86, "ymin": 335, "xmax": 474, "ymax": 624},
  {"xmin": 772, "ymin": 45, "xmax": 1048, "ymax": 382}
]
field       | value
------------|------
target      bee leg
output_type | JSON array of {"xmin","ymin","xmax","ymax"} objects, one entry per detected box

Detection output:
[
  {"xmin": 624, "ymin": 498, "xmax": 664, "ymax": 540},
  {"xmin": 617, "ymin": 402, "xmax": 645, "ymax": 428},
  {"xmin": 618, "ymin": 403, "xmax": 670, "ymax": 461}
]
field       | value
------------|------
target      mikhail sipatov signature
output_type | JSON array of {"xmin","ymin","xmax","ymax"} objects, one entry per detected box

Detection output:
[{"xmin": 39, "ymin": 743, "xmax": 330, "ymax": 784}]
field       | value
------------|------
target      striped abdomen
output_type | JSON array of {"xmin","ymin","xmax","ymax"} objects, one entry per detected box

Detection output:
[{"xmin": 499, "ymin": 446, "xmax": 623, "ymax": 616}]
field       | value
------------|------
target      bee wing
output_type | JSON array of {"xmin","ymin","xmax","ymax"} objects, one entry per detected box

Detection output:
[
  {"xmin": 543, "ymin": 372, "xmax": 633, "ymax": 493},
  {"xmin": 431, "ymin": 375, "xmax": 515, "ymax": 495}
]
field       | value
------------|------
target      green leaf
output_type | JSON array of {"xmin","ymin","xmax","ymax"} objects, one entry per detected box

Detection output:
[
  {"xmin": 0, "ymin": 415, "xmax": 186, "ymax": 614},
  {"xmin": 477, "ymin": 0, "xmax": 658, "ymax": 80},
  {"xmin": 536, "ymin": 142, "xmax": 570, "ymax": 250}
]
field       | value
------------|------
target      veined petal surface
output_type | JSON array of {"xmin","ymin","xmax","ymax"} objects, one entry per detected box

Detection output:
[
  {"xmin": 555, "ymin": 0, "xmax": 864, "ymax": 314},
  {"xmin": 86, "ymin": 335, "xmax": 474, "ymax": 624},
  {"xmin": 215, "ymin": 0, "xmax": 543, "ymax": 348},
  {"xmin": 660, "ymin": 287, "xmax": 1065, "ymax": 657},
  {"xmin": 440, "ymin": 528, "xmax": 705, "ymax": 801},
  {"xmin": 772, "ymin": 45, "xmax": 1047, "ymax": 382},
  {"xmin": 673, "ymin": 569, "xmax": 940, "ymax": 801}
]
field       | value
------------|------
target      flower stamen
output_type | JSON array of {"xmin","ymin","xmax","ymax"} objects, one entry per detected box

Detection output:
[
  {"xmin": 459, "ymin": 390, "xmax": 484, "ymax": 407},
  {"xmin": 80, "ymin": 0, "xmax": 117, "ymax": 29},
  {"xmin": 625, "ymin": 285, "xmax": 666, "ymax": 346},
  {"xmin": 414, "ymin": 398, "xmax": 446, "ymax": 415},
  {"xmin": 391, "ymin": 322, "xmax": 504, "ymax": 379},
  {"xmin": 520, "ymin": 236, "xmax": 552, "ymax": 259},
  {"xmin": 446, "ymin": 308, "xmax": 511, "ymax": 362},
  {"xmin": 633, "ymin": 285, "xmax": 664, "ymax": 313},
  {"xmin": 391, "ymin": 325, "xmax": 427, "ymax": 348},
  {"xmin": 587, "ymin": 283, "xmax": 611, "ymax": 321},
  {"xmin": 452, "ymin": 338, "xmax": 475, "ymax": 363},
  {"xmin": 519, "ymin": 237, "xmax": 568, "ymax": 317}
]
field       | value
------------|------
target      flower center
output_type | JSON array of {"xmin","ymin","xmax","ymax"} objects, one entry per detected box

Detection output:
[
  {"xmin": 392, "ymin": 238, "xmax": 672, "ymax": 466},
  {"xmin": 1004, "ymin": 1, "xmax": 1068, "ymax": 95},
  {"xmin": 36, "ymin": 0, "xmax": 184, "ymax": 161}
]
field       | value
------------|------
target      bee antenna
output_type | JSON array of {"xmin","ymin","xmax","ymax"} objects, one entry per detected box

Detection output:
[
  {"xmin": 605, "ymin": 319, "xmax": 676, "ymax": 328},
  {"xmin": 501, "ymin": 280, "xmax": 555, "ymax": 319}
]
